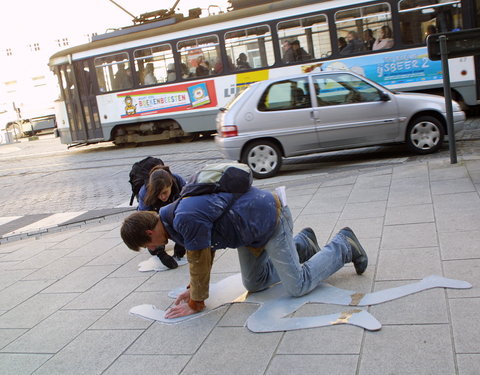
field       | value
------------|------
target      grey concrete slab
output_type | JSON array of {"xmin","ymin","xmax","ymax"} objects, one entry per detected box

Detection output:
[
  {"xmin": 21, "ymin": 256, "xmax": 92, "ymax": 281},
  {"xmin": 391, "ymin": 163, "xmax": 428, "ymax": 179},
  {"xmin": 340, "ymin": 200, "xmax": 387, "ymax": 220},
  {"xmin": 429, "ymin": 163, "xmax": 470, "ymax": 181},
  {"xmin": 359, "ymin": 325, "xmax": 455, "ymax": 375},
  {"xmin": 384, "ymin": 203, "xmax": 434, "ymax": 225},
  {"xmin": 266, "ymin": 354, "xmax": 359, "ymax": 375},
  {"xmin": 0, "ymin": 353, "xmax": 52, "ymax": 375},
  {"xmin": 210, "ymin": 248, "xmax": 241, "ymax": 274},
  {"xmin": 90, "ymin": 291, "xmax": 169, "ymax": 330},
  {"xmin": 0, "ymin": 279, "xmax": 55, "ymax": 310},
  {"xmin": 432, "ymin": 191, "xmax": 480, "ymax": 213},
  {"xmin": 135, "ymin": 264, "xmax": 190, "ymax": 292},
  {"xmin": 182, "ymin": 327, "xmax": 282, "ymax": 375},
  {"xmin": 43, "ymin": 265, "xmax": 120, "ymax": 293},
  {"xmin": 381, "ymin": 222, "xmax": 438, "ymax": 250},
  {"xmin": 449, "ymin": 298, "xmax": 480, "ymax": 354},
  {"xmin": 431, "ymin": 177, "xmax": 476, "ymax": 195},
  {"xmin": 0, "ymin": 328, "xmax": 27, "ymax": 349},
  {"xmin": 0, "ymin": 242, "xmax": 52, "ymax": 262},
  {"xmin": 64, "ymin": 276, "xmax": 148, "ymax": 310},
  {"xmin": 301, "ymin": 196, "xmax": 349, "ymax": 214},
  {"xmin": 63, "ymin": 237, "xmax": 123, "ymax": 259},
  {"xmin": 48, "ymin": 231, "xmax": 100, "ymax": 250},
  {"xmin": 0, "ymin": 269, "xmax": 34, "ymax": 290},
  {"xmin": 102, "ymin": 354, "xmax": 190, "ymax": 375},
  {"xmin": 3, "ymin": 249, "xmax": 74, "ymax": 271},
  {"xmin": 217, "ymin": 303, "xmax": 259, "ymax": 327},
  {"xmin": 355, "ymin": 172, "xmax": 391, "ymax": 188},
  {"xmin": 375, "ymin": 247, "xmax": 442, "ymax": 280},
  {"xmin": 347, "ymin": 186, "xmax": 390, "ymax": 203},
  {"xmin": 369, "ymin": 281, "xmax": 449, "ymax": 324},
  {"xmin": 438, "ymin": 230, "xmax": 480, "ymax": 260},
  {"xmin": 457, "ymin": 354, "xmax": 480, "ymax": 375},
  {"xmin": 86, "ymin": 243, "xmax": 136, "ymax": 266},
  {"xmin": 127, "ymin": 309, "xmax": 225, "ymax": 355},
  {"xmin": 32, "ymin": 330, "xmax": 143, "ymax": 375},
  {"xmin": 443, "ymin": 259, "xmax": 480, "ymax": 298},
  {"xmin": 0, "ymin": 292, "xmax": 78, "ymax": 329},
  {"xmin": 2, "ymin": 309, "xmax": 106, "ymax": 353}
]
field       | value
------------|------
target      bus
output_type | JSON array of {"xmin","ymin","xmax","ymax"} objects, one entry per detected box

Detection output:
[{"xmin": 48, "ymin": 0, "xmax": 480, "ymax": 146}]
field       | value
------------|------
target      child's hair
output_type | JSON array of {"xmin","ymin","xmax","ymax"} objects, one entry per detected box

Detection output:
[
  {"xmin": 144, "ymin": 165, "xmax": 176, "ymax": 207},
  {"xmin": 121, "ymin": 211, "xmax": 159, "ymax": 251}
]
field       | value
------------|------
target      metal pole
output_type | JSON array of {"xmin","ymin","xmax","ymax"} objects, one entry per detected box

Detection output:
[{"xmin": 439, "ymin": 35, "xmax": 457, "ymax": 164}]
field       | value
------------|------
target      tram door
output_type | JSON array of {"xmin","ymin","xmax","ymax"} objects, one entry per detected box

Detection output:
[{"xmin": 58, "ymin": 61, "xmax": 102, "ymax": 143}]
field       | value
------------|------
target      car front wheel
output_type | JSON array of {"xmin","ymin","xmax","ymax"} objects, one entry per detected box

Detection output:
[
  {"xmin": 241, "ymin": 140, "xmax": 282, "ymax": 179},
  {"xmin": 406, "ymin": 115, "xmax": 444, "ymax": 154}
]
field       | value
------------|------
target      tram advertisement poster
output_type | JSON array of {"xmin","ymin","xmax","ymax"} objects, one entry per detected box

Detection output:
[
  {"xmin": 318, "ymin": 47, "xmax": 443, "ymax": 87},
  {"xmin": 118, "ymin": 80, "xmax": 218, "ymax": 118}
]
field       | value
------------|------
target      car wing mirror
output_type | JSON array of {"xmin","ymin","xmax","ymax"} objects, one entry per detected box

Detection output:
[{"xmin": 379, "ymin": 92, "xmax": 390, "ymax": 101}]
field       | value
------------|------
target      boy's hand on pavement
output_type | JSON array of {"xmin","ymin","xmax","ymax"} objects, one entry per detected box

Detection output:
[
  {"xmin": 174, "ymin": 289, "xmax": 190, "ymax": 305},
  {"xmin": 164, "ymin": 301, "xmax": 196, "ymax": 319}
]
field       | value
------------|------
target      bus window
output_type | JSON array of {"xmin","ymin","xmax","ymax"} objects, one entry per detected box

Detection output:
[
  {"xmin": 224, "ymin": 25, "xmax": 274, "ymax": 71},
  {"xmin": 134, "ymin": 44, "xmax": 174, "ymax": 85},
  {"xmin": 277, "ymin": 14, "xmax": 331, "ymax": 63},
  {"xmin": 177, "ymin": 35, "xmax": 220, "ymax": 78},
  {"xmin": 399, "ymin": 0, "xmax": 463, "ymax": 45},
  {"xmin": 94, "ymin": 52, "xmax": 132, "ymax": 92},
  {"xmin": 335, "ymin": 3, "xmax": 393, "ymax": 55}
]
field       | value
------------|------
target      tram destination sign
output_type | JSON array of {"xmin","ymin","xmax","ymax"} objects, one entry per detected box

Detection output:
[{"xmin": 427, "ymin": 28, "xmax": 480, "ymax": 61}]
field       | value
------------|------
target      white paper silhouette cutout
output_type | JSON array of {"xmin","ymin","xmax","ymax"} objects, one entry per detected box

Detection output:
[
  {"xmin": 138, "ymin": 256, "xmax": 188, "ymax": 272},
  {"xmin": 129, "ymin": 274, "xmax": 471, "ymax": 332}
]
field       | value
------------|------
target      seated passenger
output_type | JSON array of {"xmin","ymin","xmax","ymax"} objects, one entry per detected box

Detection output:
[
  {"xmin": 363, "ymin": 29, "xmax": 376, "ymax": 50},
  {"xmin": 372, "ymin": 25, "xmax": 394, "ymax": 50},
  {"xmin": 291, "ymin": 40, "xmax": 312, "ymax": 61},
  {"xmin": 195, "ymin": 56, "xmax": 210, "ymax": 77},
  {"xmin": 236, "ymin": 53, "xmax": 251, "ymax": 70},
  {"xmin": 166, "ymin": 63, "xmax": 176, "ymax": 82},
  {"xmin": 340, "ymin": 31, "xmax": 366, "ymax": 55},
  {"xmin": 113, "ymin": 64, "xmax": 133, "ymax": 90},
  {"xmin": 143, "ymin": 63, "xmax": 157, "ymax": 85}
]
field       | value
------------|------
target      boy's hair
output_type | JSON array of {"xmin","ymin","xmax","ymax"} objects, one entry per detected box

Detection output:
[{"xmin": 121, "ymin": 211, "xmax": 159, "ymax": 251}]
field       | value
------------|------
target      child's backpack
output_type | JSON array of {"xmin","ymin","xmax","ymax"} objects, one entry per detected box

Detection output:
[
  {"xmin": 161, "ymin": 162, "xmax": 253, "ymax": 223},
  {"xmin": 180, "ymin": 162, "xmax": 253, "ymax": 197},
  {"xmin": 128, "ymin": 156, "xmax": 164, "ymax": 206}
]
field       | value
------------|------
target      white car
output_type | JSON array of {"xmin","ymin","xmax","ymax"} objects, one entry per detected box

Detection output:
[{"xmin": 215, "ymin": 71, "xmax": 465, "ymax": 178}]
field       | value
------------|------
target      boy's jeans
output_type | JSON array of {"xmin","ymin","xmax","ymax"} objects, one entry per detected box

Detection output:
[{"xmin": 237, "ymin": 205, "xmax": 352, "ymax": 296}]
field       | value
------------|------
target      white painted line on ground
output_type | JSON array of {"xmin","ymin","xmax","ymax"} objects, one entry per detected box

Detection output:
[
  {"xmin": 0, "ymin": 216, "xmax": 22, "ymax": 226},
  {"xmin": 4, "ymin": 212, "xmax": 87, "ymax": 236}
]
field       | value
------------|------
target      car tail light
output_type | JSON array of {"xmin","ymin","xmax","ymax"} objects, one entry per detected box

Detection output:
[{"xmin": 220, "ymin": 125, "xmax": 238, "ymax": 138}]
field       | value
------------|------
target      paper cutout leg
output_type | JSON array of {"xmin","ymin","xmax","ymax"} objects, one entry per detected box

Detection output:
[
  {"xmin": 129, "ymin": 273, "xmax": 247, "ymax": 324},
  {"xmin": 245, "ymin": 275, "xmax": 471, "ymax": 332},
  {"xmin": 138, "ymin": 256, "xmax": 188, "ymax": 272}
]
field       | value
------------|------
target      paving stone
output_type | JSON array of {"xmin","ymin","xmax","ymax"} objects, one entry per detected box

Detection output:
[
  {"xmin": 102, "ymin": 354, "xmax": 190, "ymax": 375},
  {"xmin": 384, "ymin": 203, "xmax": 434, "ymax": 225},
  {"xmin": 438, "ymin": 230, "xmax": 480, "ymax": 260},
  {"xmin": 266, "ymin": 354, "xmax": 358, "ymax": 375},
  {"xmin": 33, "ymin": 329, "xmax": 143, "ymax": 375},
  {"xmin": 0, "ymin": 353, "xmax": 52, "ymax": 375},
  {"xmin": 359, "ymin": 325, "xmax": 454, "ymax": 374},
  {"xmin": 381, "ymin": 223, "xmax": 437, "ymax": 249},
  {"xmin": 375, "ymin": 247, "xmax": 442, "ymax": 280},
  {"xmin": 449, "ymin": 298, "xmax": 480, "ymax": 353},
  {"xmin": 442, "ymin": 259, "xmax": 480, "ymax": 298},
  {"xmin": 0, "ymin": 279, "xmax": 55, "ymax": 310},
  {"xmin": 3, "ymin": 309, "xmax": 106, "ymax": 353},
  {"xmin": 182, "ymin": 326, "xmax": 281, "ymax": 375}
]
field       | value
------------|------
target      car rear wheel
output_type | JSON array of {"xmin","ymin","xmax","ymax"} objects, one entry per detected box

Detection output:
[
  {"xmin": 241, "ymin": 140, "xmax": 282, "ymax": 179},
  {"xmin": 406, "ymin": 115, "xmax": 444, "ymax": 154}
]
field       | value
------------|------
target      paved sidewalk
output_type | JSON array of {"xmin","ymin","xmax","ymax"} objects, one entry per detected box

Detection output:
[{"xmin": 1, "ymin": 152, "xmax": 480, "ymax": 374}]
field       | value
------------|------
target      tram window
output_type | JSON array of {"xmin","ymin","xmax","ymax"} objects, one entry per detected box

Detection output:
[
  {"xmin": 177, "ymin": 35, "xmax": 220, "ymax": 78},
  {"xmin": 94, "ymin": 52, "xmax": 133, "ymax": 93},
  {"xmin": 335, "ymin": 3, "xmax": 393, "ymax": 55},
  {"xmin": 277, "ymin": 14, "xmax": 330, "ymax": 63},
  {"xmin": 224, "ymin": 25, "xmax": 274, "ymax": 70},
  {"xmin": 398, "ymin": 0, "xmax": 463, "ymax": 45},
  {"xmin": 134, "ymin": 44, "xmax": 174, "ymax": 85}
]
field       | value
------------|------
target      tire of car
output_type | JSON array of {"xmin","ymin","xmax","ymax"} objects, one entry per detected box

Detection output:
[
  {"xmin": 241, "ymin": 140, "xmax": 282, "ymax": 179},
  {"xmin": 406, "ymin": 115, "xmax": 445, "ymax": 154}
]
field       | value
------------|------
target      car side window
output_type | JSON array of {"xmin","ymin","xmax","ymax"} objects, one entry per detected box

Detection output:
[
  {"xmin": 258, "ymin": 78, "xmax": 310, "ymax": 111},
  {"xmin": 313, "ymin": 73, "xmax": 382, "ymax": 106}
]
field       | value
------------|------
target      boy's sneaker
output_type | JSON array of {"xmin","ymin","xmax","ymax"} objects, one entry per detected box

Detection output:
[
  {"xmin": 300, "ymin": 228, "xmax": 320, "ymax": 252},
  {"xmin": 340, "ymin": 227, "xmax": 368, "ymax": 275}
]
